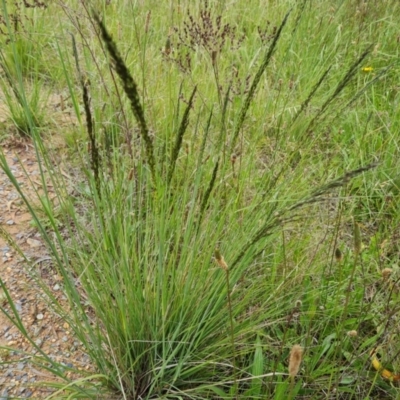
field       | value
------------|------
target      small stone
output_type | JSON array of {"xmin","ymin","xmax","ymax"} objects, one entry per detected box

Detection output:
[
  {"xmin": 17, "ymin": 362, "xmax": 24, "ymax": 370},
  {"xmin": 15, "ymin": 302, "xmax": 22, "ymax": 312},
  {"xmin": 62, "ymin": 336, "xmax": 68, "ymax": 342},
  {"xmin": 27, "ymin": 238, "xmax": 41, "ymax": 248},
  {"xmin": 36, "ymin": 313, "xmax": 44, "ymax": 320},
  {"xmin": 33, "ymin": 327, "xmax": 41, "ymax": 337},
  {"xmin": 53, "ymin": 284, "xmax": 60, "ymax": 291},
  {"xmin": 0, "ymin": 390, "xmax": 9, "ymax": 399},
  {"xmin": 6, "ymin": 220, "xmax": 14, "ymax": 225},
  {"xmin": 63, "ymin": 323, "xmax": 69, "ymax": 329}
]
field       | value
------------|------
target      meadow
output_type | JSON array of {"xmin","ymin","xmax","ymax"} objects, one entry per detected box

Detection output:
[{"xmin": 0, "ymin": 0, "xmax": 400, "ymax": 398}]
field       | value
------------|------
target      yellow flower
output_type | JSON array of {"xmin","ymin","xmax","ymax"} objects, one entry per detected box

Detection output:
[{"xmin": 361, "ymin": 67, "xmax": 374, "ymax": 73}]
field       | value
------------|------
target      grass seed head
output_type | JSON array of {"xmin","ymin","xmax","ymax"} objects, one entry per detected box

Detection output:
[
  {"xmin": 214, "ymin": 249, "xmax": 228, "ymax": 271},
  {"xmin": 334, "ymin": 247, "xmax": 343, "ymax": 262},
  {"xmin": 289, "ymin": 344, "xmax": 303, "ymax": 378},
  {"xmin": 145, "ymin": 11, "xmax": 151, "ymax": 33},
  {"xmin": 347, "ymin": 330, "xmax": 358, "ymax": 337},
  {"xmin": 382, "ymin": 268, "xmax": 393, "ymax": 281},
  {"xmin": 353, "ymin": 218, "xmax": 362, "ymax": 255},
  {"xmin": 164, "ymin": 36, "xmax": 171, "ymax": 55}
]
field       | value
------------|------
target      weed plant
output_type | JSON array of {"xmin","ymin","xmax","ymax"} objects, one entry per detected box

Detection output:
[{"xmin": 0, "ymin": 0, "xmax": 400, "ymax": 399}]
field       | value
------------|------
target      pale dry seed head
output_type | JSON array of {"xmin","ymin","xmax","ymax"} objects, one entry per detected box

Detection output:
[
  {"xmin": 382, "ymin": 268, "xmax": 393, "ymax": 281},
  {"xmin": 347, "ymin": 330, "xmax": 358, "ymax": 337},
  {"xmin": 214, "ymin": 249, "xmax": 228, "ymax": 271},
  {"xmin": 289, "ymin": 344, "xmax": 303, "ymax": 378}
]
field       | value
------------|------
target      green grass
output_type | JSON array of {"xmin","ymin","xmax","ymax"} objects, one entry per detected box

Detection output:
[{"xmin": 0, "ymin": 0, "xmax": 400, "ymax": 398}]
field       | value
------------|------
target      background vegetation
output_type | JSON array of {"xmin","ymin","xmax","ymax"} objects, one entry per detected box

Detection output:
[{"xmin": 0, "ymin": 0, "xmax": 400, "ymax": 398}]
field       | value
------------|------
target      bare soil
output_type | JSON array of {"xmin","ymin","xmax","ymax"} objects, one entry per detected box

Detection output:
[{"xmin": 0, "ymin": 141, "xmax": 92, "ymax": 398}]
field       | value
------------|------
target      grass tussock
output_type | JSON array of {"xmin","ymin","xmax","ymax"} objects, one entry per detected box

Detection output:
[{"xmin": 0, "ymin": 0, "xmax": 399, "ymax": 399}]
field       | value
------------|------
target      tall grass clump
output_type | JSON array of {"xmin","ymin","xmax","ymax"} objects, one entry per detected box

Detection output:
[
  {"xmin": 1, "ymin": 0, "xmax": 399, "ymax": 399},
  {"xmin": 0, "ymin": 0, "xmax": 51, "ymax": 135}
]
